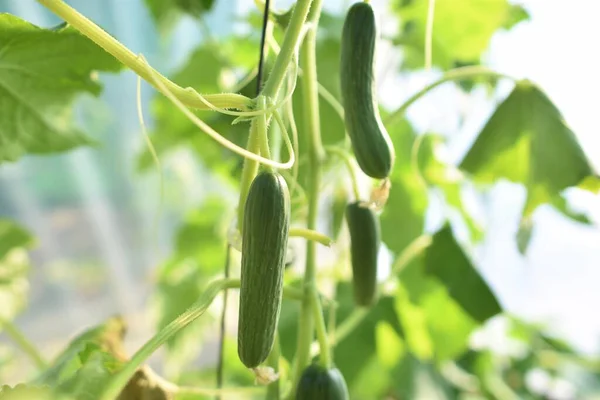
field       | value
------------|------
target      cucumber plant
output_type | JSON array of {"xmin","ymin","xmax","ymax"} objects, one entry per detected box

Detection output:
[{"xmin": 1, "ymin": 0, "xmax": 598, "ymax": 399}]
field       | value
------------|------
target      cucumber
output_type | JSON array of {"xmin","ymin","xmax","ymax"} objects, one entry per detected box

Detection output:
[
  {"xmin": 296, "ymin": 364, "xmax": 349, "ymax": 400},
  {"xmin": 345, "ymin": 202, "xmax": 380, "ymax": 306},
  {"xmin": 340, "ymin": 2, "xmax": 395, "ymax": 179},
  {"xmin": 238, "ymin": 171, "xmax": 290, "ymax": 369}
]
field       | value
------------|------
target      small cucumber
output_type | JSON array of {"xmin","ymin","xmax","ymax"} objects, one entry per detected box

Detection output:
[
  {"xmin": 345, "ymin": 202, "xmax": 380, "ymax": 306},
  {"xmin": 296, "ymin": 364, "xmax": 349, "ymax": 400},
  {"xmin": 340, "ymin": 2, "xmax": 395, "ymax": 179},
  {"xmin": 238, "ymin": 171, "xmax": 290, "ymax": 369}
]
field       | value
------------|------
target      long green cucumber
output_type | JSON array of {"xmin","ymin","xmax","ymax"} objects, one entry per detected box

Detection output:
[
  {"xmin": 345, "ymin": 201, "xmax": 380, "ymax": 306},
  {"xmin": 340, "ymin": 2, "xmax": 395, "ymax": 179},
  {"xmin": 237, "ymin": 171, "xmax": 290, "ymax": 368}
]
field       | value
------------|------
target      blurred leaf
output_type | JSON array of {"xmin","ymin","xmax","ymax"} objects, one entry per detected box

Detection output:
[
  {"xmin": 0, "ymin": 220, "xmax": 34, "ymax": 260},
  {"xmin": 154, "ymin": 198, "xmax": 230, "ymax": 372},
  {"xmin": 418, "ymin": 134, "xmax": 484, "ymax": 242},
  {"xmin": 144, "ymin": 0, "xmax": 215, "ymax": 32},
  {"xmin": 375, "ymin": 321, "xmax": 406, "ymax": 367},
  {"xmin": 380, "ymin": 118, "xmax": 427, "ymax": 255},
  {"xmin": 424, "ymin": 225, "xmax": 501, "ymax": 322},
  {"xmin": 503, "ymin": 4, "xmax": 531, "ymax": 29},
  {"xmin": 332, "ymin": 283, "xmax": 403, "ymax": 385},
  {"xmin": 0, "ymin": 384, "xmax": 68, "ymax": 400},
  {"xmin": 394, "ymin": 0, "xmax": 526, "ymax": 69},
  {"xmin": 395, "ymin": 285, "xmax": 434, "ymax": 361},
  {"xmin": 34, "ymin": 317, "xmax": 127, "ymax": 387},
  {"xmin": 0, "ymin": 221, "xmax": 34, "ymax": 321},
  {"xmin": 398, "ymin": 256, "xmax": 479, "ymax": 362},
  {"xmin": 460, "ymin": 81, "xmax": 599, "ymax": 217},
  {"xmin": 0, "ymin": 14, "xmax": 123, "ymax": 163},
  {"xmin": 55, "ymin": 343, "xmax": 123, "ymax": 400}
]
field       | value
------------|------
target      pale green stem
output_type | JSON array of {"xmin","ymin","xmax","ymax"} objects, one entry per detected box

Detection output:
[
  {"xmin": 384, "ymin": 66, "xmax": 517, "ymax": 126},
  {"xmin": 310, "ymin": 289, "xmax": 331, "ymax": 369},
  {"xmin": 37, "ymin": 0, "xmax": 251, "ymax": 111},
  {"xmin": 291, "ymin": 0, "xmax": 326, "ymax": 391},
  {"xmin": 0, "ymin": 318, "xmax": 47, "ymax": 370},
  {"xmin": 261, "ymin": 0, "xmax": 314, "ymax": 98},
  {"xmin": 265, "ymin": 334, "xmax": 281, "ymax": 400},
  {"xmin": 424, "ymin": 0, "xmax": 436, "ymax": 71},
  {"xmin": 257, "ymin": 96, "xmax": 273, "ymax": 164},
  {"xmin": 289, "ymin": 227, "xmax": 333, "ymax": 247},
  {"xmin": 237, "ymin": 121, "xmax": 262, "ymax": 231}
]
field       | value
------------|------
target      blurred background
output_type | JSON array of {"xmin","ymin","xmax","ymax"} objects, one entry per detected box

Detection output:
[{"xmin": 0, "ymin": 0, "xmax": 599, "ymax": 398}]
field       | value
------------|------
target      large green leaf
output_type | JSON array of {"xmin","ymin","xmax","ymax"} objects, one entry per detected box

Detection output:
[
  {"xmin": 460, "ymin": 81, "xmax": 598, "ymax": 217},
  {"xmin": 0, "ymin": 220, "xmax": 34, "ymax": 321},
  {"xmin": 0, "ymin": 14, "xmax": 122, "ymax": 162},
  {"xmin": 424, "ymin": 225, "xmax": 501, "ymax": 322},
  {"xmin": 393, "ymin": 0, "xmax": 529, "ymax": 70}
]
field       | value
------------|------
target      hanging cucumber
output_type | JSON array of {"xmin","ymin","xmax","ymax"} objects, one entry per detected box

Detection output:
[
  {"xmin": 238, "ymin": 171, "xmax": 290, "ymax": 369},
  {"xmin": 340, "ymin": 2, "xmax": 395, "ymax": 179},
  {"xmin": 345, "ymin": 201, "xmax": 380, "ymax": 306},
  {"xmin": 296, "ymin": 364, "xmax": 349, "ymax": 400}
]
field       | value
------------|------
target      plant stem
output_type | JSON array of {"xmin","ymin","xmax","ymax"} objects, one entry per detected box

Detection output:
[
  {"xmin": 37, "ymin": 0, "xmax": 250, "ymax": 111},
  {"xmin": 291, "ymin": 0, "xmax": 326, "ymax": 390},
  {"xmin": 237, "ymin": 121, "xmax": 262, "ymax": 231},
  {"xmin": 265, "ymin": 334, "xmax": 281, "ymax": 400},
  {"xmin": 261, "ymin": 0, "xmax": 314, "ymax": 98},
  {"xmin": 384, "ymin": 66, "xmax": 517, "ymax": 126},
  {"xmin": 0, "ymin": 318, "xmax": 47, "ymax": 370},
  {"xmin": 289, "ymin": 227, "xmax": 333, "ymax": 247},
  {"xmin": 216, "ymin": 246, "xmax": 232, "ymax": 400},
  {"xmin": 310, "ymin": 290, "xmax": 331, "ymax": 369}
]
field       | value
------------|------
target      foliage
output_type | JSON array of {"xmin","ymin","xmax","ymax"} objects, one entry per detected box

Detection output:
[{"xmin": 0, "ymin": 0, "xmax": 598, "ymax": 399}]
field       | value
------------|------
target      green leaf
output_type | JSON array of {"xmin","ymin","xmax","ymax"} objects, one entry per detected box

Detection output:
[
  {"xmin": 34, "ymin": 316, "xmax": 127, "ymax": 387},
  {"xmin": 333, "ymin": 283, "xmax": 403, "ymax": 385},
  {"xmin": 424, "ymin": 225, "xmax": 501, "ymax": 322},
  {"xmin": 144, "ymin": 0, "xmax": 215, "ymax": 32},
  {"xmin": 375, "ymin": 321, "xmax": 406, "ymax": 367},
  {"xmin": 503, "ymin": 4, "xmax": 531, "ymax": 30},
  {"xmin": 379, "ymin": 118, "xmax": 427, "ymax": 255},
  {"xmin": 0, "ymin": 220, "xmax": 34, "ymax": 321},
  {"xmin": 0, "ymin": 14, "xmax": 122, "ymax": 162},
  {"xmin": 394, "ymin": 0, "xmax": 528, "ymax": 70},
  {"xmin": 55, "ymin": 343, "xmax": 123, "ymax": 400},
  {"xmin": 459, "ymin": 81, "xmax": 598, "ymax": 216},
  {"xmin": 0, "ymin": 220, "xmax": 34, "ymax": 260}
]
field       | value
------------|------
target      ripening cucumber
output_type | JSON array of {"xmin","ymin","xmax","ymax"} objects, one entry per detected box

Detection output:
[
  {"xmin": 238, "ymin": 171, "xmax": 290, "ymax": 369},
  {"xmin": 340, "ymin": 2, "xmax": 395, "ymax": 179},
  {"xmin": 296, "ymin": 364, "xmax": 349, "ymax": 400},
  {"xmin": 345, "ymin": 202, "xmax": 380, "ymax": 306}
]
